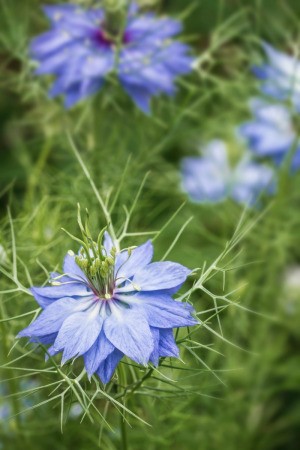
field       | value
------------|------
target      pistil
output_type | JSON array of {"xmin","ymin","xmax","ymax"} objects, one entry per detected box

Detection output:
[{"xmin": 75, "ymin": 247, "xmax": 116, "ymax": 300}]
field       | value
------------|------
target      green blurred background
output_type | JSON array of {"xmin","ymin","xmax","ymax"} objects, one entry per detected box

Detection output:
[{"xmin": 1, "ymin": 1, "xmax": 300, "ymax": 449}]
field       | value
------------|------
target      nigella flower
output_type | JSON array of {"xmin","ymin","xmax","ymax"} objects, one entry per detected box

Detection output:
[
  {"xmin": 239, "ymin": 98, "xmax": 300, "ymax": 171},
  {"xmin": 31, "ymin": 3, "xmax": 193, "ymax": 113},
  {"xmin": 18, "ymin": 232, "xmax": 197, "ymax": 383},
  {"xmin": 0, "ymin": 380, "xmax": 39, "ymax": 422},
  {"xmin": 181, "ymin": 140, "xmax": 275, "ymax": 206},
  {"xmin": 253, "ymin": 42, "xmax": 300, "ymax": 111}
]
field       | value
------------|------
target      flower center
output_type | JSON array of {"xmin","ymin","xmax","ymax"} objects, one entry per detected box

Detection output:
[
  {"xmin": 75, "ymin": 248, "xmax": 116, "ymax": 300},
  {"xmin": 92, "ymin": 28, "xmax": 131, "ymax": 48}
]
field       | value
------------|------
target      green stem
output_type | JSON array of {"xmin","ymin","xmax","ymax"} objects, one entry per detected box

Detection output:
[
  {"xmin": 104, "ymin": 8, "xmax": 124, "ymax": 36},
  {"xmin": 0, "ymin": 297, "xmax": 23, "ymax": 440},
  {"xmin": 120, "ymin": 411, "xmax": 128, "ymax": 450},
  {"xmin": 25, "ymin": 140, "xmax": 52, "ymax": 208},
  {"xmin": 117, "ymin": 364, "xmax": 129, "ymax": 450}
]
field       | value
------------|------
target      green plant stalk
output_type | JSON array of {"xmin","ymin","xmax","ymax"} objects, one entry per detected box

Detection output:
[
  {"xmin": 25, "ymin": 140, "xmax": 52, "ymax": 208},
  {"xmin": 118, "ymin": 363, "xmax": 129, "ymax": 450},
  {"xmin": 120, "ymin": 411, "xmax": 128, "ymax": 450},
  {"xmin": 0, "ymin": 296, "xmax": 23, "ymax": 439}
]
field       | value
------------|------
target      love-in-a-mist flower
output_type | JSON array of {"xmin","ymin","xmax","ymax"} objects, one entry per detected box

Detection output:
[
  {"xmin": 253, "ymin": 42, "xmax": 300, "ymax": 111},
  {"xmin": 31, "ymin": 3, "xmax": 193, "ymax": 113},
  {"xmin": 181, "ymin": 140, "xmax": 275, "ymax": 205},
  {"xmin": 0, "ymin": 380, "xmax": 39, "ymax": 424},
  {"xmin": 18, "ymin": 231, "xmax": 197, "ymax": 383},
  {"xmin": 239, "ymin": 98, "xmax": 300, "ymax": 170}
]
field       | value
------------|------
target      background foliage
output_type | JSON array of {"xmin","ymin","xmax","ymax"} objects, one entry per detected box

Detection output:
[{"xmin": 1, "ymin": 1, "xmax": 300, "ymax": 449}]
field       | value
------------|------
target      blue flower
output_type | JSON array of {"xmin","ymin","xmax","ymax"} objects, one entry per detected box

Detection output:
[
  {"xmin": 31, "ymin": 3, "xmax": 193, "ymax": 113},
  {"xmin": 181, "ymin": 140, "xmax": 275, "ymax": 206},
  {"xmin": 239, "ymin": 98, "xmax": 300, "ymax": 170},
  {"xmin": 18, "ymin": 233, "xmax": 197, "ymax": 384},
  {"xmin": 253, "ymin": 42, "xmax": 300, "ymax": 111},
  {"xmin": 0, "ymin": 380, "xmax": 39, "ymax": 422}
]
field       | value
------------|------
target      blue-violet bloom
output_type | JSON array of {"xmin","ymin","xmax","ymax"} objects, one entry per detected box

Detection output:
[
  {"xmin": 0, "ymin": 380, "xmax": 39, "ymax": 423},
  {"xmin": 18, "ymin": 233, "xmax": 197, "ymax": 383},
  {"xmin": 239, "ymin": 98, "xmax": 300, "ymax": 170},
  {"xmin": 31, "ymin": 3, "xmax": 194, "ymax": 113},
  {"xmin": 181, "ymin": 139, "xmax": 275, "ymax": 205},
  {"xmin": 253, "ymin": 42, "xmax": 300, "ymax": 111}
]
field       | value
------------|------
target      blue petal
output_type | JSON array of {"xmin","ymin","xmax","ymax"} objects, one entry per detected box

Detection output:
[
  {"xmin": 43, "ymin": 5, "xmax": 78, "ymax": 24},
  {"xmin": 63, "ymin": 79, "xmax": 103, "ymax": 108},
  {"xmin": 50, "ymin": 272, "xmax": 71, "ymax": 283},
  {"xmin": 291, "ymin": 148, "xmax": 300, "ymax": 171},
  {"xmin": 238, "ymin": 98, "xmax": 296, "ymax": 166},
  {"xmin": 158, "ymin": 329, "xmax": 179, "ymax": 358},
  {"xmin": 134, "ymin": 65, "xmax": 176, "ymax": 95},
  {"xmin": 84, "ymin": 329, "xmax": 115, "ymax": 377},
  {"xmin": 18, "ymin": 297, "xmax": 82, "ymax": 338},
  {"xmin": 117, "ymin": 262, "xmax": 191, "ymax": 293},
  {"xmin": 30, "ymin": 281, "xmax": 91, "ymax": 308},
  {"xmin": 96, "ymin": 349, "xmax": 123, "ymax": 384},
  {"xmin": 103, "ymin": 231, "xmax": 114, "ymax": 256},
  {"xmin": 63, "ymin": 252, "xmax": 86, "ymax": 281},
  {"xmin": 181, "ymin": 140, "xmax": 230, "ymax": 204},
  {"xmin": 252, "ymin": 64, "xmax": 269, "ymax": 80},
  {"xmin": 29, "ymin": 333, "xmax": 58, "ymax": 346},
  {"xmin": 103, "ymin": 306, "xmax": 153, "ymax": 364},
  {"xmin": 149, "ymin": 327, "xmax": 160, "ymax": 365},
  {"xmin": 262, "ymin": 41, "xmax": 299, "ymax": 76},
  {"xmin": 231, "ymin": 160, "xmax": 276, "ymax": 206},
  {"xmin": 127, "ymin": 17, "xmax": 181, "ymax": 40},
  {"xmin": 121, "ymin": 83, "xmax": 151, "ymax": 114},
  {"xmin": 130, "ymin": 293, "xmax": 197, "ymax": 328},
  {"xmin": 31, "ymin": 282, "xmax": 88, "ymax": 298},
  {"xmin": 114, "ymin": 250, "xmax": 130, "ymax": 276},
  {"xmin": 31, "ymin": 31, "xmax": 73, "ymax": 58},
  {"xmin": 35, "ymin": 46, "xmax": 80, "ymax": 75},
  {"xmin": 163, "ymin": 52, "xmax": 194, "ymax": 74},
  {"xmin": 43, "ymin": 5, "xmax": 100, "ymax": 34},
  {"xmin": 53, "ymin": 309, "xmax": 103, "ymax": 364},
  {"xmin": 83, "ymin": 53, "xmax": 114, "ymax": 77},
  {"xmin": 115, "ymin": 240, "xmax": 153, "ymax": 283},
  {"xmin": 149, "ymin": 328, "xmax": 179, "ymax": 364}
]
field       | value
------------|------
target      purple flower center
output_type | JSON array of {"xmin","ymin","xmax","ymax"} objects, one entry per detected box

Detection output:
[
  {"xmin": 92, "ymin": 28, "xmax": 132, "ymax": 48},
  {"xmin": 87, "ymin": 277, "xmax": 115, "ymax": 301}
]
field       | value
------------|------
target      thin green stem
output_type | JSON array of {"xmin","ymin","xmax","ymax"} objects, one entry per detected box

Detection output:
[
  {"xmin": 0, "ymin": 297, "xmax": 23, "ymax": 440},
  {"xmin": 67, "ymin": 133, "xmax": 119, "ymax": 250},
  {"xmin": 118, "ymin": 364, "xmax": 129, "ymax": 450},
  {"xmin": 120, "ymin": 411, "xmax": 128, "ymax": 450},
  {"xmin": 25, "ymin": 140, "xmax": 52, "ymax": 208}
]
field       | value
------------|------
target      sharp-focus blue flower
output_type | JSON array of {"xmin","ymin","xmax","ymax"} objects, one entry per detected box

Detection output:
[
  {"xmin": 18, "ymin": 233, "xmax": 197, "ymax": 383},
  {"xmin": 239, "ymin": 98, "xmax": 300, "ymax": 170},
  {"xmin": 253, "ymin": 42, "xmax": 300, "ymax": 111},
  {"xmin": 181, "ymin": 140, "xmax": 275, "ymax": 206},
  {"xmin": 31, "ymin": 3, "xmax": 193, "ymax": 113}
]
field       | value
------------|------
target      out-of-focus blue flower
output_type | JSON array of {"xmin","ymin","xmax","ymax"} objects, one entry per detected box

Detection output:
[
  {"xmin": 0, "ymin": 383, "xmax": 10, "ymax": 421},
  {"xmin": 181, "ymin": 140, "xmax": 275, "ymax": 206},
  {"xmin": 0, "ymin": 380, "xmax": 39, "ymax": 424},
  {"xmin": 18, "ymin": 233, "xmax": 197, "ymax": 384},
  {"xmin": 253, "ymin": 42, "xmax": 300, "ymax": 111},
  {"xmin": 31, "ymin": 3, "xmax": 193, "ymax": 113},
  {"xmin": 239, "ymin": 98, "xmax": 300, "ymax": 170}
]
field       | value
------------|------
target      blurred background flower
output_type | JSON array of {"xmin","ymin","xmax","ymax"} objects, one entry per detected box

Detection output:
[
  {"xmin": 239, "ymin": 98, "xmax": 300, "ymax": 170},
  {"xmin": 181, "ymin": 140, "xmax": 275, "ymax": 206},
  {"xmin": 1, "ymin": 0, "xmax": 300, "ymax": 449},
  {"xmin": 253, "ymin": 42, "xmax": 300, "ymax": 111},
  {"xmin": 30, "ymin": 2, "xmax": 193, "ymax": 113}
]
